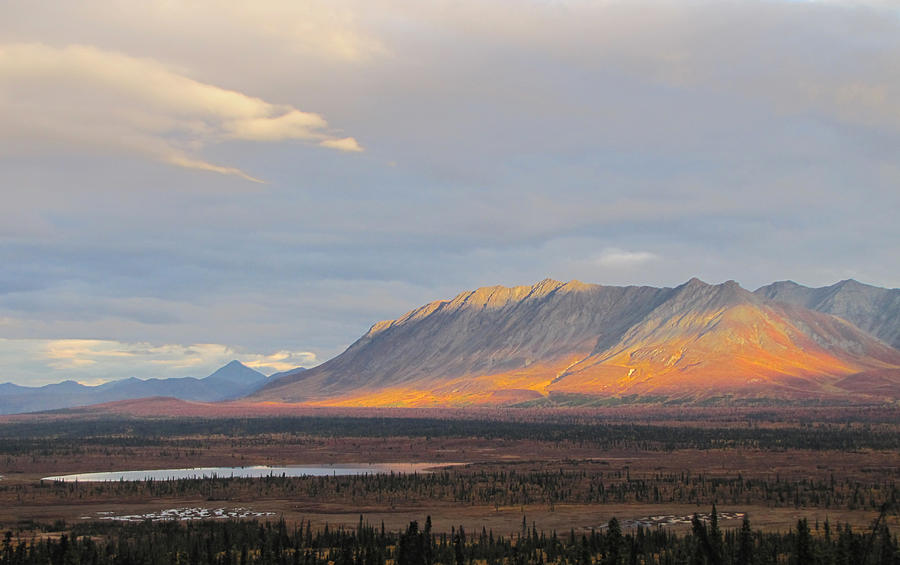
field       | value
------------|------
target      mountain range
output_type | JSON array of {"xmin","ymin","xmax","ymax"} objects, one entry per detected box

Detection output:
[
  {"xmin": 754, "ymin": 279, "xmax": 900, "ymax": 349},
  {"xmin": 5, "ymin": 278, "xmax": 899, "ymax": 413},
  {"xmin": 252, "ymin": 278, "xmax": 900, "ymax": 406},
  {"xmin": 0, "ymin": 361, "xmax": 284, "ymax": 414}
]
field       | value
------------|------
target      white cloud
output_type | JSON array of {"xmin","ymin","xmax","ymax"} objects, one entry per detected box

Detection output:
[
  {"xmin": 319, "ymin": 137, "xmax": 365, "ymax": 152},
  {"xmin": 242, "ymin": 350, "xmax": 319, "ymax": 373},
  {"xmin": 595, "ymin": 249, "xmax": 660, "ymax": 269},
  {"xmin": 165, "ymin": 155, "xmax": 266, "ymax": 184},
  {"xmin": 0, "ymin": 43, "xmax": 363, "ymax": 182},
  {"xmin": 226, "ymin": 110, "xmax": 329, "ymax": 142},
  {"xmin": 0, "ymin": 338, "xmax": 319, "ymax": 386}
]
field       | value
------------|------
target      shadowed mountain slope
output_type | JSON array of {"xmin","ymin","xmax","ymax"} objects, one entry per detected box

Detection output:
[
  {"xmin": 754, "ymin": 279, "xmax": 900, "ymax": 348},
  {"xmin": 253, "ymin": 279, "xmax": 900, "ymax": 406}
]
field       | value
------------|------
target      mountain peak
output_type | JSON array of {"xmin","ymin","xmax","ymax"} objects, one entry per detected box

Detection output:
[
  {"xmin": 559, "ymin": 279, "xmax": 592, "ymax": 293},
  {"xmin": 834, "ymin": 278, "xmax": 867, "ymax": 289},
  {"xmin": 761, "ymin": 280, "xmax": 803, "ymax": 290},
  {"xmin": 672, "ymin": 277, "xmax": 750, "ymax": 304},
  {"xmin": 205, "ymin": 361, "xmax": 266, "ymax": 385},
  {"xmin": 530, "ymin": 278, "xmax": 565, "ymax": 295},
  {"xmin": 680, "ymin": 277, "xmax": 709, "ymax": 289}
]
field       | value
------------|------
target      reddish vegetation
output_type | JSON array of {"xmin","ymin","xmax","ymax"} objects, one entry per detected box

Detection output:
[
  {"xmin": 2, "ymin": 412, "xmax": 898, "ymax": 535},
  {"xmin": 5, "ymin": 397, "xmax": 900, "ymax": 428}
]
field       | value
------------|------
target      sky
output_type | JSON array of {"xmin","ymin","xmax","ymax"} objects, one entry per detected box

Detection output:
[{"xmin": 1, "ymin": 0, "xmax": 899, "ymax": 385}]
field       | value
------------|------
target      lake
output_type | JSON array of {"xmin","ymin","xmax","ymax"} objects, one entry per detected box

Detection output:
[{"xmin": 43, "ymin": 463, "xmax": 448, "ymax": 482}]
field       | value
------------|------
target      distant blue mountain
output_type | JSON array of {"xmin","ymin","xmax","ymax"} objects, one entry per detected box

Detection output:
[
  {"xmin": 0, "ymin": 360, "xmax": 273, "ymax": 415},
  {"xmin": 264, "ymin": 366, "xmax": 305, "ymax": 381}
]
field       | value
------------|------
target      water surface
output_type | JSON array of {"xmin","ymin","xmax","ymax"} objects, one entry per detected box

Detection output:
[{"xmin": 44, "ymin": 463, "xmax": 445, "ymax": 482}]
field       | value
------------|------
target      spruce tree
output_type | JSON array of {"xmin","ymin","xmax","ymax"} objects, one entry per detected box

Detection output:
[
  {"xmin": 604, "ymin": 518, "xmax": 623, "ymax": 565},
  {"xmin": 795, "ymin": 518, "xmax": 814, "ymax": 565},
  {"xmin": 709, "ymin": 504, "xmax": 723, "ymax": 565},
  {"xmin": 737, "ymin": 514, "xmax": 753, "ymax": 565},
  {"xmin": 878, "ymin": 524, "xmax": 897, "ymax": 565}
]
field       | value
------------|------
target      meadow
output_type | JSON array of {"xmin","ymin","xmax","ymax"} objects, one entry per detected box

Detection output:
[{"xmin": 0, "ymin": 406, "xmax": 897, "ymax": 563}]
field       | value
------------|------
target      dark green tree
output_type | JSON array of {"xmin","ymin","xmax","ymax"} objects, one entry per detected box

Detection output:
[
  {"xmin": 794, "ymin": 518, "xmax": 814, "ymax": 565},
  {"xmin": 878, "ymin": 524, "xmax": 898, "ymax": 565},
  {"xmin": 737, "ymin": 514, "xmax": 753, "ymax": 565},
  {"xmin": 604, "ymin": 518, "xmax": 623, "ymax": 565},
  {"xmin": 709, "ymin": 504, "xmax": 723, "ymax": 565},
  {"xmin": 453, "ymin": 526, "xmax": 465, "ymax": 565}
]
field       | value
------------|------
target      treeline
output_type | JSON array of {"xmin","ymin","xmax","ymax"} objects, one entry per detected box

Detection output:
[
  {"xmin": 1, "ymin": 507, "xmax": 898, "ymax": 565},
  {"xmin": 25, "ymin": 469, "xmax": 899, "ymax": 512},
  {"xmin": 1, "ymin": 417, "xmax": 898, "ymax": 452}
]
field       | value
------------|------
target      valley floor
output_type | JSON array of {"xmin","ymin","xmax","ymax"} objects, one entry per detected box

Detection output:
[{"xmin": 0, "ymin": 406, "xmax": 897, "ymax": 539}]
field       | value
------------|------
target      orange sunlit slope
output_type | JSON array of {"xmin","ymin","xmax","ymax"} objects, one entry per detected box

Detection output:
[{"xmin": 251, "ymin": 279, "xmax": 900, "ymax": 406}]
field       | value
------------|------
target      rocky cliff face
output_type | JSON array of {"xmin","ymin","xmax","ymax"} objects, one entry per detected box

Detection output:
[{"xmin": 253, "ymin": 278, "xmax": 900, "ymax": 406}]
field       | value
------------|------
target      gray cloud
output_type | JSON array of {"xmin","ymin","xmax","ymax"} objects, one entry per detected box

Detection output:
[{"xmin": 0, "ymin": 0, "xmax": 898, "ymax": 384}]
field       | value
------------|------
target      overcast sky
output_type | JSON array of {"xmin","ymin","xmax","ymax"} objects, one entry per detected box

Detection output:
[{"xmin": 1, "ymin": 0, "xmax": 899, "ymax": 385}]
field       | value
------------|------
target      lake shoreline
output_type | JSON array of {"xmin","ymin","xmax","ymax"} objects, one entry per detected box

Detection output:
[{"xmin": 42, "ymin": 462, "xmax": 460, "ymax": 483}]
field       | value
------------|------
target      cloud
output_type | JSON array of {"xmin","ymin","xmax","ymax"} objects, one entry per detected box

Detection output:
[
  {"xmin": 110, "ymin": 1, "xmax": 389, "ymax": 63},
  {"xmin": 226, "ymin": 110, "xmax": 329, "ymax": 142},
  {"xmin": 0, "ymin": 43, "xmax": 362, "ymax": 182},
  {"xmin": 319, "ymin": 137, "xmax": 364, "ymax": 152},
  {"xmin": 1, "ymin": 0, "xmax": 900, "ymax": 390},
  {"xmin": 0, "ymin": 338, "xmax": 319, "ymax": 385},
  {"xmin": 595, "ymin": 249, "xmax": 660, "ymax": 269},
  {"xmin": 243, "ymin": 350, "xmax": 319, "ymax": 373},
  {"xmin": 165, "ymin": 155, "xmax": 266, "ymax": 184}
]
